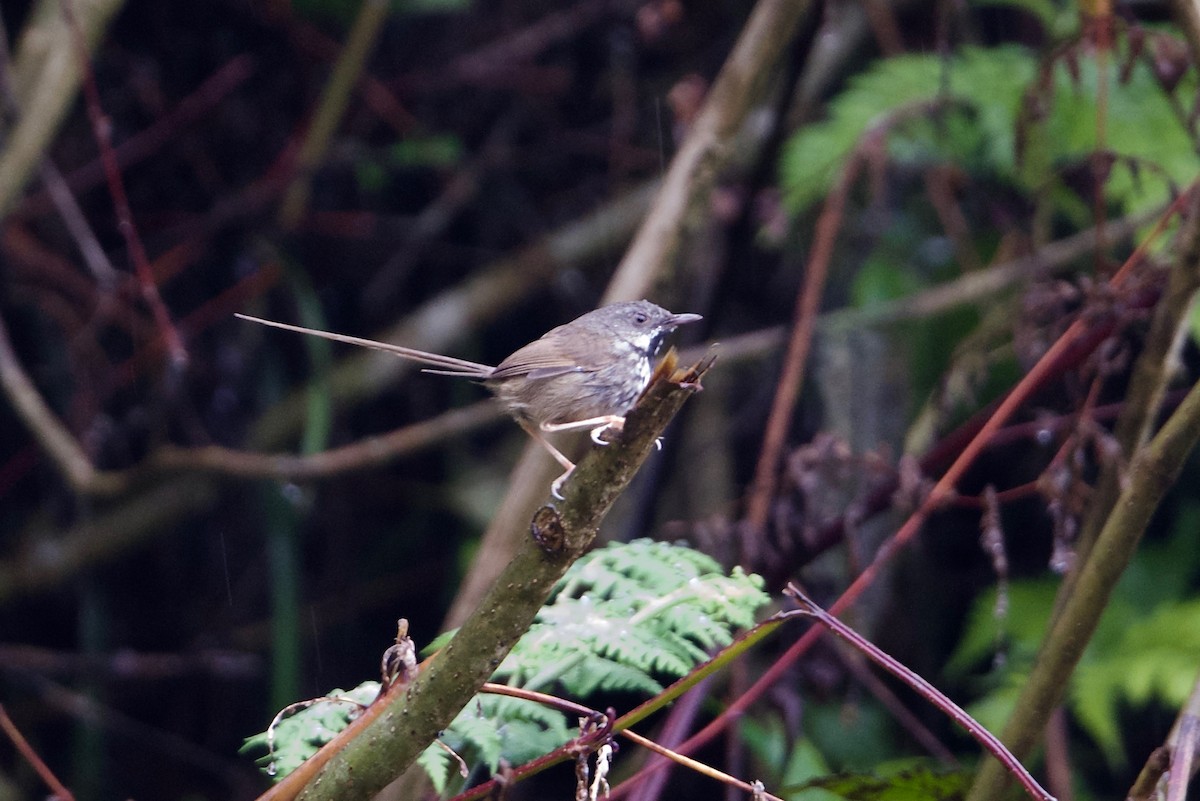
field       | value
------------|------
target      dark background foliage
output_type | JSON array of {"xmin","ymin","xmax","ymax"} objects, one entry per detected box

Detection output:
[{"xmin": 1, "ymin": 0, "xmax": 1198, "ymax": 799}]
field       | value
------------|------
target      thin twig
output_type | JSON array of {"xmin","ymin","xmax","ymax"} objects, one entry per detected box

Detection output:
[
  {"xmin": 821, "ymin": 206, "xmax": 1158, "ymax": 333},
  {"xmin": 34, "ymin": 159, "xmax": 120, "ymax": 286},
  {"xmin": 20, "ymin": 54, "xmax": 256, "ymax": 216},
  {"xmin": 624, "ymin": 678, "xmax": 712, "ymax": 801},
  {"xmin": 452, "ymin": 619, "xmax": 787, "ymax": 801},
  {"xmin": 0, "ymin": 0, "xmax": 123, "ymax": 214},
  {"xmin": 743, "ymin": 99, "xmax": 954, "ymax": 560},
  {"xmin": 616, "ymin": 183, "xmax": 1197, "ymax": 793},
  {"xmin": 621, "ymin": 729, "xmax": 786, "ymax": 801},
  {"xmin": 783, "ymin": 586, "xmax": 1054, "ymax": 801},
  {"xmin": 277, "ymin": 0, "xmax": 390, "ymax": 229},
  {"xmin": 59, "ymin": 0, "xmax": 187, "ymax": 367},
  {"xmin": 741, "ymin": 139, "xmax": 867, "ymax": 555},
  {"xmin": 1167, "ymin": 714, "xmax": 1198, "ymax": 801},
  {"xmin": 1071, "ymin": 188, "xmax": 1200, "ymax": 575},
  {"xmin": 966, "ymin": 188, "xmax": 1200, "ymax": 801},
  {"xmin": 0, "ymin": 704, "xmax": 76, "ymax": 801},
  {"xmin": 152, "ymin": 402, "xmax": 502, "ymax": 480},
  {"xmin": 0, "ymin": 307, "xmax": 120, "ymax": 494},
  {"xmin": 829, "ymin": 639, "xmax": 959, "ymax": 765},
  {"xmin": 0, "ymin": 10, "xmax": 117, "ymax": 287},
  {"xmin": 969, "ymin": 376, "xmax": 1200, "ymax": 801},
  {"xmin": 604, "ymin": 0, "xmax": 812, "ymax": 303},
  {"xmin": 360, "ymin": 116, "xmax": 517, "ymax": 311}
]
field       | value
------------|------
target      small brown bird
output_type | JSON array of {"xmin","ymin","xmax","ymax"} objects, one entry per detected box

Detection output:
[{"xmin": 237, "ymin": 300, "xmax": 701, "ymax": 497}]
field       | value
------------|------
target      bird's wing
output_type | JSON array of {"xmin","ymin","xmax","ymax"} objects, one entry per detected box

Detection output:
[{"xmin": 489, "ymin": 335, "xmax": 585, "ymax": 381}]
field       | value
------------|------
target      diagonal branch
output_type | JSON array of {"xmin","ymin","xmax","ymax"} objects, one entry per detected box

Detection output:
[
  {"xmin": 276, "ymin": 0, "xmax": 390, "ymax": 230},
  {"xmin": 254, "ymin": 354, "xmax": 712, "ymax": 801},
  {"xmin": 0, "ymin": 309, "xmax": 121, "ymax": 495},
  {"xmin": 0, "ymin": 0, "xmax": 124, "ymax": 216},
  {"xmin": 966, "ymin": 373, "xmax": 1200, "ymax": 800},
  {"xmin": 603, "ymin": 0, "xmax": 812, "ymax": 303}
]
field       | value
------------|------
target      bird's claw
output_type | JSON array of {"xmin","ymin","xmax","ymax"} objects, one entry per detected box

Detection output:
[
  {"xmin": 590, "ymin": 418, "xmax": 625, "ymax": 446},
  {"xmin": 551, "ymin": 469, "xmax": 572, "ymax": 500}
]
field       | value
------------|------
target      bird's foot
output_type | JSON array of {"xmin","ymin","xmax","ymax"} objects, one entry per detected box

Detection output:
[
  {"xmin": 551, "ymin": 466, "xmax": 574, "ymax": 500},
  {"xmin": 590, "ymin": 416, "xmax": 626, "ymax": 446}
]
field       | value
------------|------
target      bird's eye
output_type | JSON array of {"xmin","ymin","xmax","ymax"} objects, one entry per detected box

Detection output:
[{"xmin": 633, "ymin": 312, "xmax": 648, "ymax": 324}]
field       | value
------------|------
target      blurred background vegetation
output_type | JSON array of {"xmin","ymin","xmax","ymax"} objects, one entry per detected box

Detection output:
[{"xmin": 0, "ymin": 0, "xmax": 1199, "ymax": 798}]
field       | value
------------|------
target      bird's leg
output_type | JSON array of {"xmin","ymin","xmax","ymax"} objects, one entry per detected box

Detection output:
[
  {"xmin": 528, "ymin": 415, "xmax": 628, "ymax": 497},
  {"xmin": 519, "ymin": 420, "xmax": 576, "ymax": 499},
  {"xmin": 540, "ymin": 415, "xmax": 626, "ymax": 445}
]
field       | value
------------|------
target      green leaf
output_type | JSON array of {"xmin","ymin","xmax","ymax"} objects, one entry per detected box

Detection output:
[
  {"xmin": 781, "ymin": 40, "xmax": 1198, "ymax": 219},
  {"xmin": 388, "ymin": 135, "xmax": 463, "ymax": 168},
  {"xmin": 949, "ymin": 518, "xmax": 1200, "ymax": 770},
  {"xmin": 1070, "ymin": 598, "xmax": 1200, "ymax": 766},
  {"xmin": 1034, "ymin": 56, "xmax": 1200, "ymax": 215},
  {"xmin": 292, "ymin": 0, "xmax": 469, "ymax": 26},
  {"xmin": 852, "ymin": 256, "xmax": 926, "ymax": 309},
  {"xmin": 494, "ymin": 540, "xmax": 769, "ymax": 696},
  {"xmin": 944, "ymin": 580, "xmax": 1058, "ymax": 676},
  {"xmin": 240, "ymin": 682, "xmax": 381, "ymax": 782},
  {"xmin": 781, "ymin": 46, "xmax": 1036, "ymax": 212},
  {"xmin": 792, "ymin": 766, "xmax": 971, "ymax": 801}
]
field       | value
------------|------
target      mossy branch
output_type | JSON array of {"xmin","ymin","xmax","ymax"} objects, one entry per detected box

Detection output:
[{"xmin": 274, "ymin": 353, "xmax": 712, "ymax": 801}]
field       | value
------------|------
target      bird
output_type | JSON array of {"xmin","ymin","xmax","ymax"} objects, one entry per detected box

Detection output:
[{"xmin": 236, "ymin": 300, "xmax": 702, "ymax": 497}]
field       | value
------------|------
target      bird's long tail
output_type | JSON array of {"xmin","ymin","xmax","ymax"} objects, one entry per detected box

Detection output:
[{"xmin": 235, "ymin": 314, "xmax": 494, "ymax": 377}]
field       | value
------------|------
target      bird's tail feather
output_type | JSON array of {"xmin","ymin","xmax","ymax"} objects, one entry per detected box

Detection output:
[{"xmin": 235, "ymin": 314, "xmax": 494, "ymax": 377}]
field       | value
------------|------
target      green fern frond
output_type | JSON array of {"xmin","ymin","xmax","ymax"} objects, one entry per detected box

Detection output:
[
  {"xmin": 781, "ymin": 46, "xmax": 1035, "ymax": 212},
  {"xmin": 495, "ymin": 539, "xmax": 769, "ymax": 696},
  {"xmin": 1070, "ymin": 599, "xmax": 1200, "ymax": 766},
  {"xmin": 245, "ymin": 539, "xmax": 769, "ymax": 789},
  {"xmin": 416, "ymin": 740, "xmax": 459, "ymax": 795},
  {"xmin": 239, "ymin": 681, "xmax": 381, "ymax": 781},
  {"xmin": 781, "ymin": 40, "xmax": 1199, "ymax": 218},
  {"xmin": 949, "ymin": 528, "xmax": 1200, "ymax": 771}
]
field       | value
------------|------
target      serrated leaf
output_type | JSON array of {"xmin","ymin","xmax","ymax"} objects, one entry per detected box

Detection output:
[
  {"xmin": 781, "ymin": 46, "xmax": 1035, "ymax": 212},
  {"xmin": 417, "ymin": 742, "xmax": 457, "ymax": 795},
  {"xmin": 1070, "ymin": 598, "xmax": 1200, "ymax": 766},
  {"xmin": 1035, "ymin": 57, "xmax": 1200, "ymax": 215},
  {"xmin": 495, "ymin": 539, "xmax": 769, "ymax": 697},
  {"xmin": 240, "ymin": 682, "xmax": 381, "ymax": 782}
]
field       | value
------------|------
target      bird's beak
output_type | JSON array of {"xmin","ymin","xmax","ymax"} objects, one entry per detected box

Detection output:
[{"xmin": 668, "ymin": 312, "xmax": 703, "ymax": 328}]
